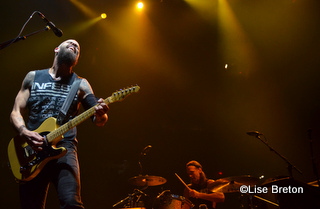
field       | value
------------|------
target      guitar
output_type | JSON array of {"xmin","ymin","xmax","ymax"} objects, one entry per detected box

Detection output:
[{"xmin": 8, "ymin": 85, "xmax": 140, "ymax": 181}]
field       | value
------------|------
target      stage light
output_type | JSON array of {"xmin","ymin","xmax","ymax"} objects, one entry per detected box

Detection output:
[
  {"xmin": 101, "ymin": 13, "xmax": 107, "ymax": 19},
  {"xmin": 137, "ymin": 2, "xmax": 144, "ymax": 9}
]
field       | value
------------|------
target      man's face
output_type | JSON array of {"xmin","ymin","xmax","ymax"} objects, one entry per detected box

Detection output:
[
  {"xmin": 55, "ymin": 39, "xmax": 80, "ymax": 67},
  {"xmin": 187, "ymin": 165, "xmax": 202, "ymax": 184}
]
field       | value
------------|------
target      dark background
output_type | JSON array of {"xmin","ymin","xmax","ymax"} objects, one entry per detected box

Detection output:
[{"xmin": 1, "ymin": 0, "xmax": 320, "ymax": 208}]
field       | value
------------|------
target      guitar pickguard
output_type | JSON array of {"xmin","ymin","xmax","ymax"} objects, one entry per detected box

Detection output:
[{"xmin": 20, "ymin": 143, "xmax": 66, "ymax": 175}]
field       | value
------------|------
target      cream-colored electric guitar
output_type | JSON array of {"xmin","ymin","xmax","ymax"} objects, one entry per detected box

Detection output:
[{"xmin": 8, "ymin": 85, "xmax": 140, "ymax": 181}]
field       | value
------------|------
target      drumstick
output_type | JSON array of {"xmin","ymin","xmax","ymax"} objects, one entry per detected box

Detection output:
[
  {"xmin": 175, "ymin": 173, "xmax": 196, "ymax": 208},
  {"xmin": 175, "ymin": 173, "xmax": 190, "ymax": 189}
]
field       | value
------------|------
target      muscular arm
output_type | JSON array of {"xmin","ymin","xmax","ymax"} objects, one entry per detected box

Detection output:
[
  {"xmin": 79, "ymin": 79, "xmax": 109, "ymax": 126},
  {"xmin": 10, "ymin": 71, "xmax": 44, "ymax": 150},
  {"xmin": 10, "ymin": 72, "xmax": 31, "ymax": 133},
  {"xmin": 187, "ymin": 190, "xmax": 225, "ymax": 203},
  {"xmin": 184, "ymin": 180, "xmax": 225, "ymax": 205}
]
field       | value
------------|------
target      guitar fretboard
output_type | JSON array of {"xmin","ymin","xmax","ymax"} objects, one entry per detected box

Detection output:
[
  {"xmin": 44, "ymin": 85, "xmax": 139, "ymax": 143},
  {"xmin": 46, "ymin": 97, "xmax": 111, "ymax": 143}
]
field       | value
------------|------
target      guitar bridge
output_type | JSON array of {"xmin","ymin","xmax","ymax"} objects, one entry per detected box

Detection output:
[
  {"xmin": 19, "ymin": 145, "xmax": 66, "ymax": 174},
  {"xmin": 23, "ymin": 145, "xmax": 35, "ymax": 158}
]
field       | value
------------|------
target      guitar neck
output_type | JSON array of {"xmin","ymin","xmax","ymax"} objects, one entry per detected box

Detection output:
[
  {"xmin": 46, "ymin": 97, "xmax": 111, "ymax": 143},
  {"xmin": 44, "ymin": 84, "xmax": 140, "ymax": 143}
]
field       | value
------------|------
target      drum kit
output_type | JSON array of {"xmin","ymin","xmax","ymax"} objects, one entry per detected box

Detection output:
[
  {"xmin": 112, "ymin": 143, "xmax": 320, "ymax": 209},
  {"xmin": 112, "ymin": 174, "xmax": 266, "ymax": 209}
]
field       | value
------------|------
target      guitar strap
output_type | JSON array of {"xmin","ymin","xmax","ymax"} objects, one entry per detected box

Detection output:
[{"xmin": 57, "ymin": 75, "xmax": 82, "ymax": 125}]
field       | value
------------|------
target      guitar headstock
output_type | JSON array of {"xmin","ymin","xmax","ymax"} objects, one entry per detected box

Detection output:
[{"xmin": 108, "ymin": 85, "xmax": 140, "ymax": 103}]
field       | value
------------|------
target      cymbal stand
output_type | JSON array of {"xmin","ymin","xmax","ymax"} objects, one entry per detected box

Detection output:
[
  {"xmin": 241, "ymin": 193, "xmax": 279, "ymax": 209},
  {"xmin": 112, "ymin": 189, "xmax": 146, "ymax": 208},
  {"xmin": 252, "ymin": 195, "xmax": 279, "ymax": 208},
  {"xmin": 112, "ymin": 194, "xmax": 131, "ymax": 208},
  {"xmin": 248, "ymin": 194, "xmax": 255, "ymax": 209}
]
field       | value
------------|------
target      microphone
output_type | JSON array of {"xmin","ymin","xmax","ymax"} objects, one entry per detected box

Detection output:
[
  {"xmin": 141, "ymin": 145, "xmax": 152, "ymax": 156},
  {"xmin": 246, "ymin": 131, "xmax": 263, "ymax": 137},
  {"xmin": 37, "ymin": 12, "xmax": 63, "ymax": 37}
]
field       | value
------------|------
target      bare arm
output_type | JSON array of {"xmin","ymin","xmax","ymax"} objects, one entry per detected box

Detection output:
[
  {"xmin": 79, "ymin": 79, "xmax": 109, "ymax": 126},
  {"xmin": 183, "ymin": 180, "xmax": 225, "ymax": 205},
  {"xmin": 186, "ymin": 189, "xmax": 225, "ymax": 203},
  {"xmin": 10, "ymin": 71, "xmax": 44, "ymax": 150}
]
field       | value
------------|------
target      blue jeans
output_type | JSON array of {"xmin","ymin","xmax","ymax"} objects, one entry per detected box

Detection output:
[{"xmin": 19, "ymin": 143, "xmax": 84, "ymax": 209}]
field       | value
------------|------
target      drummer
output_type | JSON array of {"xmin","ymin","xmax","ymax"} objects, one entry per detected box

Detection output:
[{"xmin": 184, "ymin": 161, "xmax": 225, "ymax": 209}]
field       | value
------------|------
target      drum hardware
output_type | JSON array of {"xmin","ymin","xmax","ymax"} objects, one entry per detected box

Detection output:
[
  {"xmin": 250, "ymin": 194, "xmax": 279, "ymax": 207},
  {"xmin": 113, "ymin": 189, "xmax": 147, "ymax": 208},
  {"xmin": 308, "ymin": 180, "xmax": 320, "ymax": 187},
  {"xmin": 155, "ymin": 175, "xmax": 195, "ymax": 209},
  {"xmin": 176, "ymin": 172, "xmax": 260, "ymax": 193},
  {"xmin": 156, "ymin": 190, "xmax": 171, "ymax": 199},
  {"xmin": 198, "ymin": 204, "xmax": 207, "ymax": 209},
  {"xmin": 114, "ymin": 174, "xmax": 166, "ymax": 208},
  {"xmin": 238, "ymin": 192, "xmax": 280, "ymax": 209},
  {"xmin": 154, "ymin": 191, "xmax": 194, "ymax": 209},
  {"xmin": 115, "ymin": 146, "xmax": 167, "ymax": 208}
]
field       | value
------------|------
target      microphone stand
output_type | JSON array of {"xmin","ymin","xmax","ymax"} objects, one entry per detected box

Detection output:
[
  {"xmin": 138, "ymin": 145, "xmax": 151, "ymax": 176},
  {"xmin": 138, "ymin": 150, "xmax": 147, "ymax": 177},
  {"xmin": 138, "ymin": 155, "xmax": 144, "ymax": 176},
  {"xmin": 255, "ymin": 134, "xmax": 302, "ymax": 178},
  {"xmin": 0, "ymin": 26, "xmax": 49, "ymax": 50}
]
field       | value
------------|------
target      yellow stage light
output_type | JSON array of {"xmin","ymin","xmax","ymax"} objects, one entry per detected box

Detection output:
[
  {"xmin": 137, "ymin": 2, "xmax": 144, "ymax": 9},
  {"xmin": 101, "ymin": 13, "xmax": 107, "ymax": 19}
]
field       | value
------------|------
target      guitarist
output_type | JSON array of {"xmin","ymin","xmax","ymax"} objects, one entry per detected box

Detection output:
[{"xmin": 10, "ymin": 39, "xmax": 109, "ymax": 209}]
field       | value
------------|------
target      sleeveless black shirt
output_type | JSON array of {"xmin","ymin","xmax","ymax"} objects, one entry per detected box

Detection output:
[{"xmin": 26, "ymin": 69, "xmax": 81, "ymax": 142}]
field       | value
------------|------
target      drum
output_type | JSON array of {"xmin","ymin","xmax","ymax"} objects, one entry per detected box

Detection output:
[
  {"xmin": 159, "ymin": 194, "xmax": 193, "ymax": 209},
  {"xmin": 118, "ymin": 208, "xmax": 146, "ymax": 209}
]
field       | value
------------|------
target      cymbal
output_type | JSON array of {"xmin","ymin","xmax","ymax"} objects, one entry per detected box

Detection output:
[
  {"xmin": 210, "ymin": 175, "xmax": 259, "ymax": 193},
  {"xmin": 217, "ymin": 175, "xmax": 259, "ymax": 184},
  {"xmin": 211, "ymin": 182, "xmax": 243, "ymax": 193},
  {"xmin": 261, "ymin": 177, "xmax": 291, "ymax": 187},
  {"xmin": 129, "ymin": 175, "xmax": 167, "ymax": 187}
]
